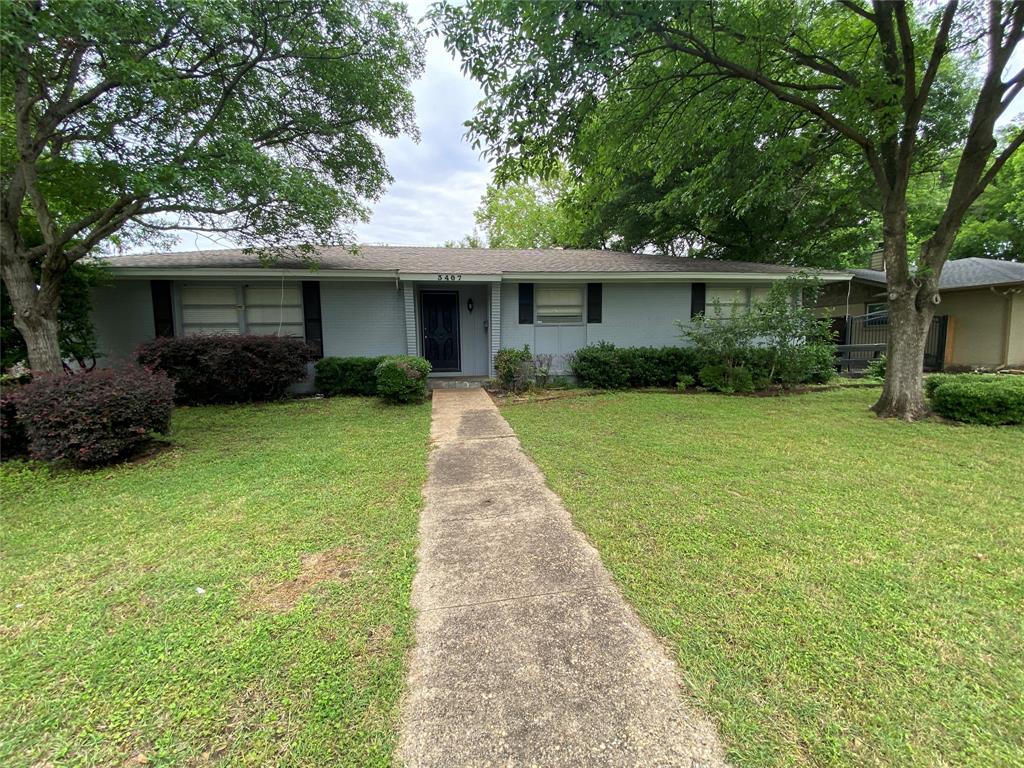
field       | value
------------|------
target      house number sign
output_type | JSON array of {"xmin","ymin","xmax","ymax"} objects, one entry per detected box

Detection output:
[{"xmin": 436, "ymin": 273, "xmax": 462, "ymax": 281}]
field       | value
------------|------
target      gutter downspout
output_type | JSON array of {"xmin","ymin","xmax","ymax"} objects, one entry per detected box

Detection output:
[{"xmin": 990, "ymin": 285, "xmax": 1022, "ymax": 369}]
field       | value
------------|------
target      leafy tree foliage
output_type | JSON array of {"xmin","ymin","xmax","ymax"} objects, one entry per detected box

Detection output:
[
  {"xmin": 435, "ymin": 0, "xmax": 1023, "ymax": 419},
  {"xmin": 442, "ymin": 231, "xmax": 485, "ymax": 248},
  {"xmin": 1, "ymin": 0, "xmax": 424, "ymax": 372},
  {"xmin": 447, "ymin": 173, "xmax": 580, "ymax": 249},
  {"xmin": 475, "ymin": 176, "xmax": 578, "ymax": 248},
  {"xmin": 909, "ymin": 136, "xmax": 1024, "ymax": 260}
]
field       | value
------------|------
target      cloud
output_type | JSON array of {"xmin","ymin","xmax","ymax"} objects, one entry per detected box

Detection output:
[
  {"xmin": 356, "ymin": 7, "xmax": 491, "ymax": 245},
  {"xmin": 165, "ymin": 1, "xmax": 490, "ymax": 253}
]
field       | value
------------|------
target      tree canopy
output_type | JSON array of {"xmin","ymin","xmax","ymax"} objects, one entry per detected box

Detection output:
[
  {"xmin": 434, "ymin": 0, "xmax": 992, "ymax": 268},
  {"xmin": 474, "ymin": 175, "xmax": 577, "ymax": 248},
  {"xmin": 1, "ymin": 0, "xmax": 424, "ymax": 372}
]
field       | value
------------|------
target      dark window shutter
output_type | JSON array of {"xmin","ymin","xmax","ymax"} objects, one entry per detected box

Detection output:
[
  {"xmin": 690, "ymin": 282, "xmax": 706, "ymax": 319},
  {"xmin": 518, "ymin": 283, "xmax": 534, "ymax": 324},
  {"xmin": 302, "ymin": 281, "xmax": 323, "ymax": 358},
  {"xmin": 151, "ymin": 280, "xmax": 174, "ymax": 337},
  {"xmin": 586, "ymin": 283, "xmax": 602, "ymax": 323}
]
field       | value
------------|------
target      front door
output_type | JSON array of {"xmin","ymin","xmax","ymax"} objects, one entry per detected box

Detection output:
[{"xmin": 421, "ymin": 291, "xmax": 460, "ymax": 372}]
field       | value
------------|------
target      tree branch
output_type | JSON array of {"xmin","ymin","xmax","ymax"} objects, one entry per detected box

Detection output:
[
  {"xmin": 899, "ymin": 2, "xmax": 957, "ymax": 171},
  {"xmin": 653, "ymin": 26, "xmax": 874, "ymax": 150},
  {"xmin": 972, "ymin": 128, "xmax": 1024, "ymax": 200},
  {"xmin": 62, "ymin": 202, "xmax": 145, "ymax": 263},
  {"xmin": 894, "ymin": 2, "xmax": 916, "ymax": 113},
  {"xmin": 838, "ymin": 0, "xmax": 876, "ymax": 23}
]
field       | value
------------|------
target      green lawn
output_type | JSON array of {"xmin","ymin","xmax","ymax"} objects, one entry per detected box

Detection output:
[
  {"xmin": 502, "ymin": 387, "xmax": 1024, "ymax": 768},
  {"xmin": 0, "ymin": 397, "xmax": 430, "ymax": 767}
]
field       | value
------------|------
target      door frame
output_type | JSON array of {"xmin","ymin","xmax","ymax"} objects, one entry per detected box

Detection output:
[{"xmin": 419, "ymin": 289, "xmax": 461, "ymax": 373}]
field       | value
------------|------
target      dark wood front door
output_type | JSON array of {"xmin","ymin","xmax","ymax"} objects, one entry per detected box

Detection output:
[{"xmin": 421, "ymin": 291, "xmax": 460, "ymax": 372}]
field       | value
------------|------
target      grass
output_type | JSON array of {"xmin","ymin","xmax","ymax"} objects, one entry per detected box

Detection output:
[
  {"xmin": 0, "ymin": 397, "xmax": 431, "ymax": 767},
  {"xmin": 502, "ymin": 387, "xmax": 1024, "ymax": 768}
]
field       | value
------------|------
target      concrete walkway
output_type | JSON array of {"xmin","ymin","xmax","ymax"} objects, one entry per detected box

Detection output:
[{"xmin": 398, "ymin": 389, "xmax": 728, "ymax": 767}]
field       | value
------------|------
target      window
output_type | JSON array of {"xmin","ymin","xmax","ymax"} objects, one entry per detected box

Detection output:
[
  {"xmin": 181, "ymin": 284, "xmax": 241, "ymax": 335},
  {"xmin": 535, "ymin": 285, "xmax": 584, "ymax": 324},
  {"xmin": 704, "ymin": 284, "xmax": 773, "ymax": 317},
  {"xmin": 865, "ymin": 302, "xmax": 888, "ymax": 327},
  {"xmin": 179, "ymin": 283, "xmax": 304, "ymax": 336},
  {"xmin": 243, "ymin": 284, "xmax": 304, "ymax": 336}
]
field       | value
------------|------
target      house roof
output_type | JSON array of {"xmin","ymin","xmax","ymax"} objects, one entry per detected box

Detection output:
[
  {"xmin": 99, "ymin": 245, "xmax": 837, "ymax": 278},
  {"xmin": 852, "ymin": 257, "xmax": 1024, "ymax": 291}
]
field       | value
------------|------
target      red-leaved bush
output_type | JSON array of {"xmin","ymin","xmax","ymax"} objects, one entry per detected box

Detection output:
[
  {"xmin": 1, "ymin": 386, "xmax": 28, "ymax": 459},
  {"xmin": 13, "ymin": 367, "xmax": 174, "ymax": 467},
  {"xmin": 136, "ymin": 335, "xmax": 316, "ymax": 405}
]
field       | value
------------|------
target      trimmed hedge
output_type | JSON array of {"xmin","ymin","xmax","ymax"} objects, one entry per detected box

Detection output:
[
  {"xmin": 927, "ymin": 375, "xmax": 1024, "ymax": 426},
  {"xmin": 137, "ymin": 335, "xmax": 316, "ymax": 405},
  {"xmin": 315, "ymin": 356, "xmax": 383, "ymax": 396},
  {"xmin": 375, "ymin": 356, "xmax": 431, "ymax": 403},
  {"xmin": 570, "ymin": 343, "xmax": 699, "ymax": 389},
  {"xmin": 923, "ymin": 372, "xmax": 1006, "ymax": 399},
  {"xmin": 13, "ymin": 367, "xmax": 174, "ymax": 466}
]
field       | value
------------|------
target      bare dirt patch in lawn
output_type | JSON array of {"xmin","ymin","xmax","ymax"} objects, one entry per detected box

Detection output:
[{"xmin": 246, "ymin": 548, "xmax": 356, "ymax": 613}]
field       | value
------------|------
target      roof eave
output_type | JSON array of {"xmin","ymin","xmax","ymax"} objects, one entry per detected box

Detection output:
[
  {"xmin": 501, "ymin": 270, "xmax": 851, "ymax": 282},
  {"xmin": 103, "ymin": 264, "xmax": 854, "ymax": 282},
  {"xmin": 104, "ymin": 266, "xmax": 401, "ymax": 280}
]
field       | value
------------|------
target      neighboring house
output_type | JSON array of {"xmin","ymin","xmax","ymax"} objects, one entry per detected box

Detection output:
[
  {"xmin": 90, "ymin": 246, "xmax": 850, "ymax": 378},
  {"xmin": 817, "ymin": 257, "xmax": 1024, "ymax": 370}
]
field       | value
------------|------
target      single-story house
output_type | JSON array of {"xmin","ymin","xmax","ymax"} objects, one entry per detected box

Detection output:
[
  {"xmin": 90, "ymin": 246, "xmax": 851, "ymax": 379},
  {"xmin": 816, "ymin": 257, "xmax": 1024, "ymax": 370}
]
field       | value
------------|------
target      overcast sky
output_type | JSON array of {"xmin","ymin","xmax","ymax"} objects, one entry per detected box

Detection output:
[
  {"xmin": 173, "ymin": 3, "xmax": 1020, "ymax": 254},
  {"xmin": 355, "ymin": 1, "xmax": 488, "ymax": 246}
]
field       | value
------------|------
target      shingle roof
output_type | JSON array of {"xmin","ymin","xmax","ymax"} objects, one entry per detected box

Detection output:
[
  {"xmin": 852, "ymin": 257, "xmax": 1024, "ymax": 290},
  {"xmin": 99, "ymin": 245, "xmax": 805, "ymax": 275}
]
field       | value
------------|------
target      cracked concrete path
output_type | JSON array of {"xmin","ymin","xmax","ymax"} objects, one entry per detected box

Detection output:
[{"xmin": 398, "ymin": 389, "xmax": 728, "ymax": 767}]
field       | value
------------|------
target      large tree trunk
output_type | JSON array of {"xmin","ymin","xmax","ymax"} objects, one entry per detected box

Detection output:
[
  {"xmin": 12, "ymin": 309, "xmax": 63, "ymax": 374},
  {"xmin": 872, "ymin": 292, "xmax": 933, "ymax": 420},
  {"xmin": 870, "ymin": 204, "xmax": 935, "ymax": 420},
  {"xmin": 1, "ymin": 252, "xmax": 64, "ymax": 374}
]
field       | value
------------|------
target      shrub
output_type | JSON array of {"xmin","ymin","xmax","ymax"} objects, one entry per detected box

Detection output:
[
  {"xmin": 315, "ymin": 356, "xmax": 383, "ymax": 396},
  {"xmin": 13, "ymin": 367, "xmax": 174, "ymax": 466},
  {"xmin": 865, "ymin": 355, "xmax": 886, "ymax": 380},
  {"xmin": 375, "ymin": 356, "xmax": 431, "ymax": 403},
  {"xmin": 923, "ymin": 372, "xmax": 1006, "ymax": 399},
  {"xmin": 570, "ymin": 343, "xmax": 698, "ymax": 389},
  {"xmin": 1, "ymin": 385, "xmax": 28, "ymax": 459},
  {"xmin": 777, "ymin": 344, "xmax": 836, "ymax": 386},
  {"xmin": 927, "ymin": 375, "xmax": 1024, "ymax": 425},
  {"xmin": 137, "ymin": 335, "xmax": 316, "ymax": 405},
  {"xmin": 676, "ymin": 374, "xmax": 695, "ymax": 391},
  {"xmin": 649, "ymin": 346, "xmax": 700, "ymax": 384},
  {"xmin": 495, "ymin": 346, "xmax": 534, "ymax": 392},
  {"xmin": 680, "ymin": 276, "xmax": 835, "ymax": 390},
  {"xmin": 570, "ymin": 342, "xmax": 630, "ymax": 389},
  {"xmin": 533, "ymin": 353, "xmax": 554, "ymax": 387},
  {"xmin": 698, "ymin": 364, "xmax": 755, "ymax": 394}
]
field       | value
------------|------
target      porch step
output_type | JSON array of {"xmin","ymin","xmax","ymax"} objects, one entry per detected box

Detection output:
[{"xmin": 429, "ymin": 377, "xmax": 489, "ymax": 390}]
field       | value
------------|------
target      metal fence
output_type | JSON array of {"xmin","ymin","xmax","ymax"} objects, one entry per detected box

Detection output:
[{"xmin": 835, "ymin": 311, "xmax": 947, "ymax": 372}]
